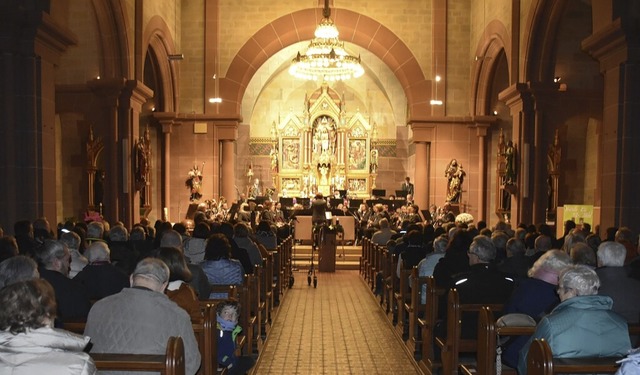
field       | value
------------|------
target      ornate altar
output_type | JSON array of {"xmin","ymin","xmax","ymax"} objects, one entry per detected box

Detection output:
[{"xmin": 271, "ymin": 83, "xmax": 377, "ymax": 198}]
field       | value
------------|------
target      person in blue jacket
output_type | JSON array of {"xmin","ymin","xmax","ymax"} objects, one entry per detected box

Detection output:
[
  {"xmin": 217, "ymin": 300, "xmax": 255, "ymax": 375},
  {"xmin": 518, "ymin": 265, "xmax": 631, "ymax": 375}
]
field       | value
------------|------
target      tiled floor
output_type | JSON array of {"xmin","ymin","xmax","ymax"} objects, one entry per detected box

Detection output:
[{"xmin": 252, "ymin": 270, "xmax": 421, "ymax": 375}]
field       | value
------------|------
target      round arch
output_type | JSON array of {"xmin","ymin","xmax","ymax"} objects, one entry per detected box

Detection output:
[
  {"xmin": 90, "ymin": 0, "xmax": 131, "ymax": 78},
  {"xmin": 142, "ymin": 15, "xmax": 178, "ymax": 112},
  {"xmin": 470, "ymin": 20, "xmax": 512, "ymax": 115},
  {"xmin": 220, "ymin": 7, "xmax": 429, "ymax": 119}
]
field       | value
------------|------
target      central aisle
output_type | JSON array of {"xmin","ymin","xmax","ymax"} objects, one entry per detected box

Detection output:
[{"xmin": 252, "ymin": 270, "xmax": 421, "ymax": 374}]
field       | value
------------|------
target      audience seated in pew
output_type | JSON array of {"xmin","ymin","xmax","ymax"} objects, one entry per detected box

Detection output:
[
  {"xmin": 0, "ymin": 279, "xmax": 97, "ymax": 375},
  {"xmin": 441, "ymin": 234, "xmax": 515, "ymax": 340},
  {"xmin": 201, "ymin": 234, "xmax": 245, "ymax": 299},
  {"xmin": 517, "ymin": 265, "xmax": 631, "ymax": 375},
  {"xmin": 0, "ymin": 255, "xmax": 39, "ymax": 289},
  {"xmin": 160, "ymin": 229, "xmax": 211, "ymax": 300},
  {"xmin": 216, "ymin": 300, "xmax": 255, "ymax": 375},
  {"xmin": 501, "ymin": 250, "xmax": 572, "ymax": 368},
  {"xmin": 35, "ymin": 239, "xmax": 92, "ymax": 321},
  {"xmin": 156, "ymin": 246, "xmax": 203, "ymax": 323},
  {"xmin": 596, "ymin": 241, "xmax": 640, "ymax": 325},
  {"xmin": 84, "ymin": 258, "xmax": 201, "ymax": 375},
  {"xmin": 73, "ymin": 241, "xmax": 129, "ymax": 300}
]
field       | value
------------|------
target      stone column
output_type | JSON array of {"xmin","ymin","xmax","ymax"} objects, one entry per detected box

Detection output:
[
  {"xmin": 474, "ymin": 121, "xmax": 492, "ymax": 222},
  {"xmin": 154, "ymin": 112, "xmax": 177, "ymax": 222},
  {"xmin": 0, "ymin": 2, "xmax": 76, "ymax": 231},
  {"xmin": 498, "ymin": 84, "xmax": 535, "ymax": 225},
  {"xmin": 119, "ymin": 80, "xmax": 153, "ymax": 228},
  {"xmin": 407, "ymin": 122, "xmax": 435, "ymax": 211},
  {"xmin": 582, "ymin": 17, "xmax": 640, "ymax": 233},
  {"xmin": 216, "ymin": 122, "xmax": 238, "ymax": 203}
]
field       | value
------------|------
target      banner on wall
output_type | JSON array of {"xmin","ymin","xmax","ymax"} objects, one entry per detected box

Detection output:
[{"xmin": 562, "ymin": 205, "xmax": 594, "ymax": 228}]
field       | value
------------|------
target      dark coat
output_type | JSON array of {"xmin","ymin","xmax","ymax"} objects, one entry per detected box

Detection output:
[
  {"xmin": 39, "ymin": 268, "xmax": 91, "ymax": 320},
  {"xmin": 74, "ymin": 263, "xmax": 130, "ymax": 300}
]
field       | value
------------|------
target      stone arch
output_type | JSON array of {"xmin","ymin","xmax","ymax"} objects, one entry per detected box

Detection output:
[
  {"xmin": 142, "ymin": 15, "xmax": 178, "ymax": 112},
  {"xmin": 220, "ymin": 7, "xmax": 429, "ymax": 119},
  {"xmin": 90, "ymin": 0, "xmax": 131, "ymax": 78},
  {"xmin": 522, "ymin": 0, "xmax": 569, "ymax": 82},
  {"xmin": 470, "ymin": 20, "xmax": 511, "ymax": 115}
]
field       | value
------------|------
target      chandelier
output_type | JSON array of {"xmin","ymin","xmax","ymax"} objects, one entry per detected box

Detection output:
[{"xmin": 289, "ymin": 0, "xmax": 364, "ymax": 81}]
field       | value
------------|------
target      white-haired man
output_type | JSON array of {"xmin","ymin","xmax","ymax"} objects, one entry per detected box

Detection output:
[
  {"xmin": 73, "ymin": 241, "xmax": 129, "ymax": 300},
  {"xmin": 596, "ymin": 241, "xmax": 640, "ymax": 324},
  {"xmin": 85, "ymin": 258, "xmax": 201, "ymax": 375}
]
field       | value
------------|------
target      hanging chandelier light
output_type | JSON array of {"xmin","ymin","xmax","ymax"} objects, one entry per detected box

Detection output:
[{"xmin": 289, "ymin": 0, "xmax": 364, "ymax": 81}]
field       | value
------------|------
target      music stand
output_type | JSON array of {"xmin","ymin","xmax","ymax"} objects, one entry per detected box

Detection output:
[
  {"xmin": 371, "ymin": 189, "xmax": 386, "ymax": 198},
  {"xmin": 395, "ymin": 190, "xmax": 408, "ymax": 199}
]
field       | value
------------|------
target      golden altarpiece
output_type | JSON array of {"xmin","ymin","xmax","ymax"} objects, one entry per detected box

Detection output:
[{"xmin": 269, "ymin": 84, "xmax": 378, "ymax": 199}]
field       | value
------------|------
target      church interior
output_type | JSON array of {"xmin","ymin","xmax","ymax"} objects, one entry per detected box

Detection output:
[{"xmin": 1, "ymin": 0, "xmax": 639, "ymax": 240}]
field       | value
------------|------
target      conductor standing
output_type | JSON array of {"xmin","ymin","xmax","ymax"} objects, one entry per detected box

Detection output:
[
  {"xmin": 401, "ymin": 177, "xmax": 414, "ymax": 196},
  {"xmin": 311, "ymin": 192, "xmax": 328, "ymax": 225}
]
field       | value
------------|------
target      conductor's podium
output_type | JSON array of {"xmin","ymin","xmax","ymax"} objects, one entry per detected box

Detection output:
[{"xmin": 318, "ymin": 228, "xmax": 336, "ymax": 272}]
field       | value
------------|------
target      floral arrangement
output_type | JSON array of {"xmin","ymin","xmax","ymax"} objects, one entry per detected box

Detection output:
[
  {"xmin": 185, "ymin": 164, "xmax": 203, "ymax": 201},
  {"xmin": 455, "ymin": 212, "xmax": 474, "ymax": 226}
]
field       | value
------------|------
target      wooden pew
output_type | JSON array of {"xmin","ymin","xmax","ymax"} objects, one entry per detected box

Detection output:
[
  {"xmin": 406, "ymin": 269, "xmax": 430, "ymax": 356},
  {"xmin": 393, "ymin": 264, "xmax": 412, "ymax": 333},
  {"xmin": 90, "ymin": 336, "xmax": 185, "ymax": 375},
  {"xmin": 527, "ymin": 338, "xmax": 623, "ymax": 375},
  {"xmin": 434, "ymin": 288, "xmax": 503, "ymax": 375},
  {"xmin": 384, "ymin": 252, "xmax": 399, "ymax": 320},
  {"xmin": 417, "ymin": 276, "xmax": 446, "ymax": 375},
  {"xmin": 459, "ymin": 306, "xmax": 535, "ymax": 375}
]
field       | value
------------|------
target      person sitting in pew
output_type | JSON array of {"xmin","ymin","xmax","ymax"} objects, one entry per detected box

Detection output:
[
  {"xmin": 156, "ymin": 247, "xmax": 202, "ymax": 323},
  {"xmin": 596, "ymin": 241, "xmax": 640, "ymax": 326},
  {"xmin": 0, "ymin": 279, "xmax": 96, "ymax": 375},
  {"xmin": 84, "ymin": 258, "xmax": 201, "ymax": 375},
  {"xmin": 201, "ymin": 234, "xmax": 245, "ymax": 299},
  {"xmin": 501, "ymin": 249, "xmax": 572, "ymax": 368},
  {"xmin": 216, "ymin": 300, "xmax": 255, "ymax": 375},
  {"xmin": 517, "ymin": 265, "xmax": 631, "ymax": 375}
]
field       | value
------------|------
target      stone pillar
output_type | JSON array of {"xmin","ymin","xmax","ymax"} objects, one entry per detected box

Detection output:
[
  {"xmin": 154, "ymin": 112, "xmax": 177, "ymax": 222},
  {"xmin": 216, "ymin": 122, "xmax": 238, "ymax": 204},
  {"xmin": 0, "ymin": 2, "xmax": 76, "ymax": 232},
  {"xmin": 119, "ymin": 80, "xmax": 153, "ymax": 228},
  {"xmin": 498, "ymin": 84, "xmax": 535, "ymax": 225},
  {"xmin": 407, "ymin": 122, "xmax": 435, "ymax": 211},
  {"xmin": 582, "ymin": 17, "xmax": 640, "ymax": 233},
  {"xmin": 474, "ymin": 122, "xmax": 491, "ymax": 222},
  {"xmin": 414, "ymin": 142, "xmax": 429, "ymax": 210}
]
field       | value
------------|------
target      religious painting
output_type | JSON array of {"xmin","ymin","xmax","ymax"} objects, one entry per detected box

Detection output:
[
  {"xmin": 281, "ymin": 138, "xmax": 300, "ymax": 171},
  {"xmin": 348, "ymin": 139, "xmax": 367, "ymax": 171},
  {"xmin": 348, "ymin": 178, "xmax": 367, "ymax": 192},
  {"xmin": 281, "ymin": 178, "xmax": 301, "ymax": 195}
]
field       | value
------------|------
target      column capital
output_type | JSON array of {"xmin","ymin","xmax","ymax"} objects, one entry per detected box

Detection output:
[
  {"xmin": 498, "ymin": 83, "xmax": 533, "ymax": 109},
  {"xmin": 122, "ymin": 80, "xmax": 154, "ymax": 108},
  {"xmin": 152, "ymin": 112, "xmax": 177, "ymax": 133},
  {"xmin": 582, "ymin": 18, "xmax": 634, "ymax": 71},
  {"xmin": 215, "ymin": 121, "xmax": 239, "ymax": 140},
  {"xmin": 87, "ymin": 77, "xmax": 127, "ymax": 106}
]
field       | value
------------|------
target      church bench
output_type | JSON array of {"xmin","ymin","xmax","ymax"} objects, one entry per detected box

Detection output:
[
  {"xmin": 459, "ymin": 306, "xmax": 535, "ymax": 375},
  {"xmin": 417, "ymin": 276, "xmax": 446, "ymax": 375},
  {"xmin": 377, "ymin": 246, "xmax": 390, "ymax": 309},
  {"xmin": 434, "ymin": 288, "xmax": 504, "ymax": 375},
  {"xmin": 90, "ymin": 336, "xmax": 185, "ymax": 375},
  {"xmin": 527, "ymin": 338, "xmax": 622, "ymax": 374},
  {"xmin": 406, "ymin": 269, "xmax": 430, "ymax": 357},
  {"xmin": 384, "ymin": 251, "xmax": 399, "ymax": 320},
  {"xmin": 393, "ymin": 265, "xmax": 412, "ymax": 335}
]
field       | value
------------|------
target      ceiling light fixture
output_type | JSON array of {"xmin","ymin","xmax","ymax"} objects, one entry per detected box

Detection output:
[{"xmin": 289, "ymin": 0, "xmax": 364, "ymax": 81}]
